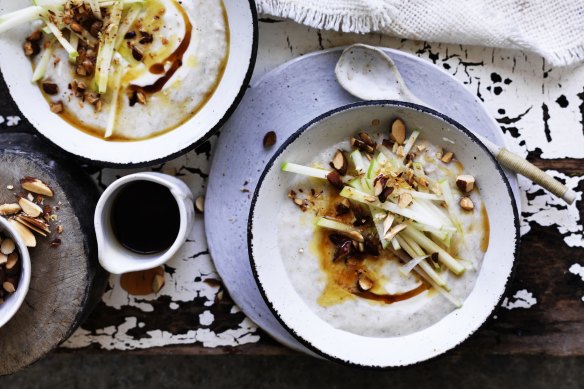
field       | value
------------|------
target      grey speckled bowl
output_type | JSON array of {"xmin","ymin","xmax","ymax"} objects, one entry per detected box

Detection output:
[{"xmin": 248, "ymin": 101, "xmax": 520, "ymax": 368}]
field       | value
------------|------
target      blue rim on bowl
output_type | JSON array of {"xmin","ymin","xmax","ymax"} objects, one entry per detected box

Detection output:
[{"xmin": 247, "ymin": 100, "xmax": 520, "ymax": 368}]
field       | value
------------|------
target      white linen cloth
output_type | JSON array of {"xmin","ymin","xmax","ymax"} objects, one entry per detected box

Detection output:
[{"xmin": 256, "ymin": 0, "xmax": 584, "ymax": 67}]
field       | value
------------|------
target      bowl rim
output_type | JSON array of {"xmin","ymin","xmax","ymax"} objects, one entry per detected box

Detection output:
[
  {"xmin": 247, "ymin": 100, "xmax": 521, "ymax": 369},
  {"xmin": 0, "ymin": 216, "xmax": 31, "ymax": 329},
  {"xmin": 0, "ymin": 0, "xmax": 259, "ymax": 168}
]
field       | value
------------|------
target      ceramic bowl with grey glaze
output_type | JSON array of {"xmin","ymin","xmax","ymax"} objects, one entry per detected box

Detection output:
[
  {"xmin": 0, "ymin": 0, "xmax": 258, "ymax": 167},
  {"xmin": 248, "ymin": 101, "xmax": 520, "ymax": 368}
]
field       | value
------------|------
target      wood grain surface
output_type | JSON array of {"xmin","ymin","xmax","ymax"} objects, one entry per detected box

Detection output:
[{"xmin": 0, "ymin": 135, "xmax": 108, "ymax": 375}]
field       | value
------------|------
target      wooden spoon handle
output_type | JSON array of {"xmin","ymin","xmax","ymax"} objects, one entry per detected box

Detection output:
[{"xmin": 496, "ymin": 148, "xmax": 577, "ymax": 204}]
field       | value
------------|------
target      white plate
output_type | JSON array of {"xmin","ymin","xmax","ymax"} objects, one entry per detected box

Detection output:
[
  {"xmin": 206, "ymin": 47, "xmax": 521, "ymax": 355},
  {"xmin": 0, "ymin": 0, "xmax": 258, "ymax": 167},
  {"xmin": 249, "ymin": 101, "xmax": 520, "ymax": 367}
]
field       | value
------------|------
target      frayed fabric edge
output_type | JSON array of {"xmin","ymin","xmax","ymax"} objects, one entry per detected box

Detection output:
[{"xmin": 257, "ymin": 0, "xmax": 394, "ymax": 34}]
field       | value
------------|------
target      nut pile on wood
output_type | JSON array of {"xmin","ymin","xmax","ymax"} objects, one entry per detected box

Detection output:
[
  {"xmin": 0, "ymin": 177, "xmax": 63, "ymax": 248},
  {"xmin": 0, "ymin": 231, "xmax": 21, "ymax": 304}
]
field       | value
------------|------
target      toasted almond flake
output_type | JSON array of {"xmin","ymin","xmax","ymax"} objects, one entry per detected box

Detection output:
[
  {"xmin": 416, "ymin": 144, "xmax": 426, "ymax": 152},
  {"xmin": 398, "ymin": 193, "xmax": 413, "ymax": 208},
  {"xmin": 365, "ymin": 195, "xmax": 377, "ymax": 203},
  {"xmin": 342, "ymin": 230, "xmax": 364, "ymax": 243},
  {"xmin": 456, "ymin": 174, "xmax": 476, "ymax": 193},
  {"xmin": 0, "ymin": 238, "xmax": 16, "ymax": 255},
  {"xmin": 17, "ymin": 196, "xmax": 43, "ymax": 217},
  {"xmin": 0, "ymin": 203, "xmax": 21, "ymax": 216},
  {"xmin": 357, "ymin": 274, "xmax": 374, "ymax": 291},
  {"xmin": 384, "ymin": 223, "xmax": 407, "ymax": 241},
  {"xmin": 331, "ymin": 149, "xmax": 348, "ymax": 175},
  {"xmin": 24, "ymin": 218, "xmax": 48, "ymax": 235},
  {"xmin": 9, "ymin": 219, "xmax": 36, "ymax": 247},
  {"xmin": 391, "ymin": 118, "xmax": 406, "ymax": 144},
  {"xmin": 20, "ymin": 177, "xmax": 54, "ymax": 197},
  {"xmin": 6, "ymin": 253, "xmax": 18, "ymax": 270},
  {"xmin": 460, "ymin": 197, "xmax": 474, "ymax": 211},
  {"xmin": 152, "ymin": 273, "xmax": 165, "ymax": 293},
  {"xmin": 3, "ymin": 282, "xmax": 15, "ymax": 293},
  {"xmin": 16, "ymin": 215, "xmax": 50, "ymax": 233},
  {"xmin": 195, "ymin": 196, "xmax": 205, "ymax": 213},
  {"xmin": 383, "ymin": 214, "xmax": 395, "ymax": 236},
  {"xmin": 57, "ymin": 225, "xmax": 64, "ymax": 234},
  {"xmin": 441, "ymin": 151, "xmax": 454, "ymax": 164}
]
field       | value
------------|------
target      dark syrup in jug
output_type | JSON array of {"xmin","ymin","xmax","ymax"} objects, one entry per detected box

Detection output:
[{"xmin": 111, "ymin": 181, "xmax": 180, "ymax": 254}]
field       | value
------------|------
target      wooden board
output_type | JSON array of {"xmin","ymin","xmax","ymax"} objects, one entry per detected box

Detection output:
[{"xmin": 0, "ymin": 134, "xmax": 108, "ymax": 375}]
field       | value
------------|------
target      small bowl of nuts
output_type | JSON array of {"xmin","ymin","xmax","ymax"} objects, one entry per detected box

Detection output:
[{"xmin": 0, "ymin": 216, "xmax": 31, "ymax": 328}]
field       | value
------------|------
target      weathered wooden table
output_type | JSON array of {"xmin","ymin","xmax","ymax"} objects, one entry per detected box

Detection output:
[{"xmin": 1, "ymin": 18, "xmax": 583, "ymax": 358}]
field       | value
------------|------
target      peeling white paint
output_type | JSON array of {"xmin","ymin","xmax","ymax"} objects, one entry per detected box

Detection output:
[
  {"xmin": 569, "ymin": 264, "xmax": 584, "ymax": 302},
  {"xmin": 502, "ymin": 289, "xmax": 538, "ymax": 310},
  {"xmin": 519, "ymin": 173, "xmax": 583, "ymax": 247},
  {"xmin": 44, "ymin": 20, "xmax": 583, "ymax": 351},
  {"xmin": 199, "ymin": 311, "xmax": 214, "ymax": 326},
  {"xmin": 62, "ymin": 316, "xmax": 260, "ymax": 350}
]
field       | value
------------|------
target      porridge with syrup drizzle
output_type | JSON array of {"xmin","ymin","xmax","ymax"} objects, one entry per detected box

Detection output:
[
  {"xmin": 15, "ymin": 0, "xmax": 229, "ymax": 140},
  {"xmin": 279, "ymin": 118, "xmax": 490, "ymax": 337}
]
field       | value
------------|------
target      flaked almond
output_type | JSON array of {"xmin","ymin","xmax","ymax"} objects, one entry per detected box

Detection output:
[
  {"xmin": 441, "ymin": 151, "xmax": 454, "ymax": 164},
  {"xmin": 383, "ymin": 214, "xmax": 395, "ymax": 237},
  {"xmin": 358, "ymin": 132, "xmax": 376, "ymax": 148},
  {"xmin": 416, "ymin": 144, "xmax": 426, "ymax": 152},
  {"xmin": 16, "ymin": 215, "xmax": 50, "ymax": 234},
  {"xmin": 0, "ymin": 203, "xmax": 21, "ymax": 216},
  {"xmin": 50, "ymin": 101, "xmax": 64, "ymax": 114},
  {"xmin": 6, "ymin": 253, "xmax": 18, "ymax": 270},
  {"xmin": 341, "ymin": 230, "xmax": 364, "ymax": 243},
  {"xmin": 350, "ymin": 137, "xmax": 374, "ymax": 154},
  {"xmin": 373, "ymin": 175, "xmax": 388, "ymax": 196},
  {"xmin": 9, "ymin": 219, "xmax": 36, "ymax": 247},
  {"xmin": 195, "ymin": 196, "xmax": 205, "ymax": 213},
  {"xmin": 364, "ymin": 195, "xmax": 377, "ymax": 203},
  {"xmin": 456, "ymin": 175, "xmax": 475, "ymax": 193},
  {"xmin": 357, "ymin": 274, "xmax": 374, "ymax": 291},
  {"xmin": 0, "ymin": 238, "xmax": 15, "ymax": 255},
  {"xmin": 460, "ymin": 197, "xmax": 474, "ymax": 211},
  {"xmin": 378, "ymin": 186, "xmax": 394, "ymax": 203},
  {"xmin": 326, "ymin": 170, "xmax": 344, "ymax": 190},
  {"xmin": 17, "ymin": 196, "xmax": 43, "ymax": 217},
  {"xmin": 391, "ymin": 118, "xmax": 406, "ymax": 144},
  {"xmin": 152, "ymin": 273, "xmax": 165, "ymax": 293},
  {"xmin": 21, "ymin": 177, "xmax": 54, "ymax": 197},
  {"xmin": 330, "ymin": 149, "xmax": 348, "ymax": 175},
  {"xmin": 384, "ymin": 223, "xmax": 407, "ymax": 241},
  {"xmin": 3, "ymin": 282, "xmax": 15, "ymax": 294},
  {"xmin": 398, "ymin": 193, "xmax": 413, "ymax": 208},
  {"xmin": 57, "ymin": 225, "xmax": 64, "ymax": 234}
]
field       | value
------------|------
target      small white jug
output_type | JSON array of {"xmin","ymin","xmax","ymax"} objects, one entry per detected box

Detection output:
[{"xmin": 94, "ymin": 172, "xmax": 194, "ymax": 274}]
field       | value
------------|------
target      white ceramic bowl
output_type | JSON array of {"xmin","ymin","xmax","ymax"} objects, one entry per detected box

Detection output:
[
  {"xmin": 0, "ymin": 0, "xmax": 257, "ymax": 167},
  {"xmin": 0, "ymin": 217, "xmax": 31, "ymax": 329},
  {"xmin": 248, "ymin": 101, "xmax": 520, "ymax": 368}
]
